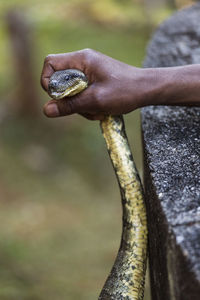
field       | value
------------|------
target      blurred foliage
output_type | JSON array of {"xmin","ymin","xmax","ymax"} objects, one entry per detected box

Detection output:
[
  {"xmin": 175, "ymin": 0, "xmax": 195, "ymax": 8},
  {"xmin": 0, "ymin": 0, "xmax": 194, "ymax": 299}
]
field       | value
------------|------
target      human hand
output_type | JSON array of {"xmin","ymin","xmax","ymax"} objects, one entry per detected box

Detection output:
[{"xmin": 41, "ymin": 49, "xmax": 146, "ymax": 120}]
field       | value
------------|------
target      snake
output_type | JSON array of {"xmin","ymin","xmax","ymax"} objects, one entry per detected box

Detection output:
[{"xmin": 48, "ymin": 69, "xmax": 148, "ymax": 300}]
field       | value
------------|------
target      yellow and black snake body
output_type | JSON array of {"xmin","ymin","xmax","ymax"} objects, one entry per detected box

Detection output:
[{"xmin": 48, "ymin": 69, "xmax": 148, "ymax": 300}]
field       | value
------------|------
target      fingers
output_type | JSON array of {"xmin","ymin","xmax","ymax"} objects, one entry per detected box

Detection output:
[
  {"xmin": 43, "ymin": 100, "xmax": 60, "ymax": 117},
  {"xmin": 40, "ymin": 51, "xmax": 88, "ymax": 92},
  {"xmin": 40, "ymin": 57, "xmax": 55, "ymax": 91},
  {"xmin": 43, "ymin": 98, "xmax": 82, "ymax": 118},
  {"xmin": 43, "ymin": 87, "xmax": 94, "ymax": 117},
  {"xmin": 41, "ymin": 49, "xmax": 108, "ymax": 119},
  {"xmin": 43, "ymin": 95, "xmax": 106, "ymax": 120}
]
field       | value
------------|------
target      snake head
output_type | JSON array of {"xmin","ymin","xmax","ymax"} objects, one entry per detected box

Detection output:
[{"xmin": 48, "ymin": 69, "xmax": 88, "ymax": 100}]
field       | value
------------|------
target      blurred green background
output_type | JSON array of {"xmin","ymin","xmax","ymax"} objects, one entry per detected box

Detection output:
[{"xmin": 0, "ymin": 0, "xmax": 194, "ymax": 299}]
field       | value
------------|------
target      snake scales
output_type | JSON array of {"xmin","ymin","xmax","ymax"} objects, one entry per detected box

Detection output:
[{"xmin": 48, "ymin": 69, "xmax": 148, "ymax": 300}]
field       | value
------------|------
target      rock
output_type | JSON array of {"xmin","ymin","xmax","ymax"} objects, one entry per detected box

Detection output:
[
  {"xmin": 142, "ymin": 3, "xmax": 200, "ymax": 300},
  {"xmin": 143, "ymin": 3, "xmax": 200, "ymax": 67}
]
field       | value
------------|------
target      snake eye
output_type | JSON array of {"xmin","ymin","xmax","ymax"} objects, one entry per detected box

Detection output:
[{"xmin": 65, "ymin": 75, "xmax": 70, "ymax": 81}]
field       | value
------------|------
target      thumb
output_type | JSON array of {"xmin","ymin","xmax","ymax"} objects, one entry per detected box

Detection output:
[{"xmin": 43, "ymin": 88, "xmax": 92, "ymax": 118}]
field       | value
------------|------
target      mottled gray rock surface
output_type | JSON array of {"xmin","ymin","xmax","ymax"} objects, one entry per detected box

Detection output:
[
  {"xmin": 142, "ymin": 3, "xmax": 200, "ymax": 300},
  {"xmin": 143, "ymin": 3, "xmax": 200, "ymax": 68}
]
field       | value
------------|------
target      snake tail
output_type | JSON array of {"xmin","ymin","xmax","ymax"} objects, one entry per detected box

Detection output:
[{"xmin": 99, "ymin": 115, "xmax": 147, "ymax": 300}]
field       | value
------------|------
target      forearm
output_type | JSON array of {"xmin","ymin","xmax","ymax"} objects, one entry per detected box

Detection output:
[{"xmin": 141, "ymin": 64, "xmax": 200, "ymax": 107}]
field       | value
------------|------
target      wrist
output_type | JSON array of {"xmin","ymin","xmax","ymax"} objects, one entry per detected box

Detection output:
[
  {"xmin": 137, "ymin": 67, "xmax": 170, "ymax": 107},
  {"xmin": 128, "ymin": 67, "xmax": 163, "ymax": 109}
]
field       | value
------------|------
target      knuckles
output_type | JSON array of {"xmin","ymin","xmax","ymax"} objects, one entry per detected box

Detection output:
[
  {"xmin": 43, "ymin": 49, "xmax": 99, "ymax": 72},
  {"xmin": 80, "ymin": 48, "xmax": 98, "ymax": 65},
  {"xmin": 82, "ymin": 48, "xmax": 96, "ymax": 56},
  {"xmin": 44, "ymin": 54, "xmax": 56, "ymax": 64}
]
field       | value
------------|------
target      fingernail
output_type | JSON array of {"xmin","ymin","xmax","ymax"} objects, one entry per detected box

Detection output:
[{"xmin": 44, "ymin": 103, "xmax": 59, "ymax": 117}]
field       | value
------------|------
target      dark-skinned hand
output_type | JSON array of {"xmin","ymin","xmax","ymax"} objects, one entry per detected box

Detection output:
[
  {"xmin": 41, "ymin": 49, "xmax": 200, "ymax": 120},
  {"xmin": 41, "ymin": 49, "xmax": 148, "ymax": 120}
]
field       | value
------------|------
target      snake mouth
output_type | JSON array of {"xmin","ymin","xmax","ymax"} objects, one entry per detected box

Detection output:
[
  {"xmin": 49, "ymin": 89, "xmax": 70, "ymax": 100},
  {"xmin": 49, "ymin": 81, "xmax": 88, "ymax": 100}
]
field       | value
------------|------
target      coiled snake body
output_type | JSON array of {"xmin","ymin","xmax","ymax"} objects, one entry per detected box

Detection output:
[{"xmin": 48, "ymin": 69, "xmax": 148, "ymax": 300}]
